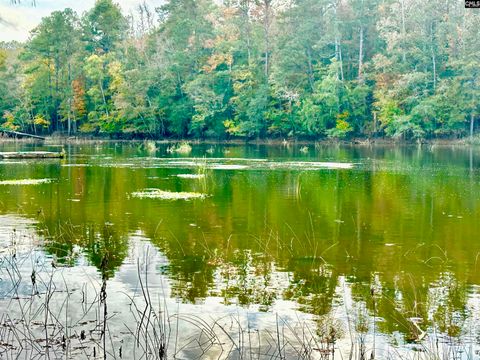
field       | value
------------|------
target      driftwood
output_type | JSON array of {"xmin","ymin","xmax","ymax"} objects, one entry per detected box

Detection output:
[
  {"xmin": 0, "ymin": 151, "xmax": 64, "ymax": 159},
  {"xmin": 0, "ymin": 130, "xmax": 46, "ymax": 140}
]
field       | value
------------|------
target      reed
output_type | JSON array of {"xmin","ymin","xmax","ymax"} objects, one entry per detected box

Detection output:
[{"xmin": 0, "ymin": 247, "xmax": 476, "ymax": 360}]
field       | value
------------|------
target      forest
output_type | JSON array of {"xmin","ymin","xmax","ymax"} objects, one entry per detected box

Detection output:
[{"xmin": 0, "ymin": 0, "xmax": 479, "ymax": 140}]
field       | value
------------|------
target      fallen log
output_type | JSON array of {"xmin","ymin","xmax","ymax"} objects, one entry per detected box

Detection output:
[
  {"xmin": 0, "ymin": 130, "xmax": 46, "ymax": 140},
  {"xmin": 0, "ymin": 151, "xmax": 65, "ymax": 159}
]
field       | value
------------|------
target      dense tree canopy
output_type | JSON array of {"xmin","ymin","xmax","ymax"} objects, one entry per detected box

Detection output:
[{"xmin": 0, "ymin": 0, "xmax": 479, "ymax": 140}]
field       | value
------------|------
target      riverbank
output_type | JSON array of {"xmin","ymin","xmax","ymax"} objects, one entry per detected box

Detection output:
[{"xmin": 1, "ymin": 134, "xmax": 479, "ymax": 147}]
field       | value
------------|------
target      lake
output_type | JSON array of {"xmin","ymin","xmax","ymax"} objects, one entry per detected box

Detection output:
[{"xmin": 0, "ymin": 141, "xmax": 479, "ymax": 359}]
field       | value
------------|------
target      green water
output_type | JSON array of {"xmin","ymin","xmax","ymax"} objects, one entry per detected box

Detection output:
[{"xmin": 1, "ymin": 142, "xmax": 480, "ymax": 348}]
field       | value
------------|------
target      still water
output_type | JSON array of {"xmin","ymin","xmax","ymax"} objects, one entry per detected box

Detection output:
[{"xmin": 0, "ymin": 142, "xmax": 479, "ymax": 358}]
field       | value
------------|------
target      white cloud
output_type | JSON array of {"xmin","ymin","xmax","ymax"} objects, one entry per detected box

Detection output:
[{"xmin": 0, "ymin": 0, "xmax": 162, "ymax": 42}]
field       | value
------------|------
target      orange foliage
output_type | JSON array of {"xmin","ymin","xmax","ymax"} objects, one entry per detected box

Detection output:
[
  {"xmin": 72, "ymin": 78, "xmax": 87, "ymax": 119},
  {"xmin": 203, "ymin": 53, "xmax": 233, "ymax": 73}
]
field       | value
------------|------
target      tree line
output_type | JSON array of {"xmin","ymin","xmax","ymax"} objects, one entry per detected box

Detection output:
[{"xmin": 0, "ymin": 0, "xmax": 479, "ymax": 140}]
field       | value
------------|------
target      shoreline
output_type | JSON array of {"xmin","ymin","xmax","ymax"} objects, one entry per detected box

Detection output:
[
  {"xmin": 0, "ymin": 137, "xmax": 480, "ymax": 148},
  {"xmin": 0, "ymin": 135, "xmax": 478, "ymax": 147}
]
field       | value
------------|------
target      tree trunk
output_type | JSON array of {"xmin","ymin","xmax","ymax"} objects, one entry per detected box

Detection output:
[
  {"xmin": 358, "ymin": 25, "xmax": 364, "ymax": 83},
  {"xmin": 100, "ymin": 81, "xmax": 109, "ymax": 118},
  {"xmin": 48, "ymin": 58, "xmax": 54, "ymax": 132},
  {"xmin": 431, "ymin": 48, "xmax": 436, "ymax": 90},
  {"xmin": 241, "ymin": 0, "xmax": 252, "ymax": 66},
  {"xmin": 334, "ymin": 3, "xmax": 343, "ymax": 81},
  {"xmin": 67, "ymin": 100, "xmax": 72, "ymax": 136},
  {"xmin": 470, "ymin": 113, "xmax": 475, "ymax": 140},
  {"xmin": 401, "ymin": 0, "xmax": 406, "ymax": 63},
  {"xmin": 54, "ymin": 57, "xmax": 60, "ymax": 132},
  {"xmin": 306, "ymin": 48, "xmax": 314, "ymax": 90},
  {"xmin": 68, "ymin": 62, "xmax": 72, "ymax": 135},
  {"xmin": 339, "ymin": 43, "xmax": 344, "ymax": 81},
  {"xmin": 431, "ymin": 23, "xmax": 437, "ymax": 90},
  {"xmin": 335, "ymin": 35, "xmax": 340, "ymax": 78},
  {"xmin": 263, "ymin": 0, "xmax": 271, "ymax": 80}
]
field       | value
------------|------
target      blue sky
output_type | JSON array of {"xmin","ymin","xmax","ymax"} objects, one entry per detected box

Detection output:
[{"xmin": 0, "ymin": 0, "xmax": 160, "ymax": 42}]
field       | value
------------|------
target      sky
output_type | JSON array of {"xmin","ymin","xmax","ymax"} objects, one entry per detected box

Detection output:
[{"xmin": 0, "ymin": 0, "xmax": 161, "ymax": 42}]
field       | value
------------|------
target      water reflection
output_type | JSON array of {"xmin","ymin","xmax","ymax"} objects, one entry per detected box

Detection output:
[{"xmin": 0, "ymin": 143, "xmax": 480, "ymax": 346}]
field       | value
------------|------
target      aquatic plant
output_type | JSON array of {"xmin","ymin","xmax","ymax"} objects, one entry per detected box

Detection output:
[
  {"xmin": 144, "ymin": 140, "xmax": 157, "ymax": 153},
  {"xmin": 0, "ymin": 178, "xmax": 52, "ymax": 185},
  {"xmin": 131, "ymin": 189, "xmax": 207, "ymax": 200},
  {"xmin": 176, "ymin": 174, "xmax": 206, "ymax": 179},
  {"xmin": 167, "ymin": 142, "xmax": 192, "ymax": 155}
]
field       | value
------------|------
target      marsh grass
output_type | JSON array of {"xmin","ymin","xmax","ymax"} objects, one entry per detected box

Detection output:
[
  {"xmin": 0, "ymin": 133, "xmax": 40, "ymax": 143},
  {"xmin": 0, "ymin": 236, "xmax": 477, "ymax": 360},
  {"xmin": 167, "ymin": 142, "xmax": 193, "ymax": 155},
  {"xmin": 459, "ymin": 135, "xmax": 480, "ymax": 146},
  {"xmin": 300, "ymin": 146, "xmax": 309, "ymax": 154},
  {"xmin": 144, "ymin": 140, "xmax": 158, "ymax": 154},
  {"xmin": 0, "ymin": 250, "xmax": 336, "ymax": 359}
]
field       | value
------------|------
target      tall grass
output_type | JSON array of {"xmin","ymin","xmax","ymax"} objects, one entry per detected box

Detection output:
[{"xmin": 0, "ymin": 247, "xmax": 477, "ymax": 359}]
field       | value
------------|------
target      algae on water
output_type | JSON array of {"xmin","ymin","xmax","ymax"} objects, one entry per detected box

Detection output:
[
  {"xmin": 210, "ymin": 164, "xmax": 248, "ymax": 170},
  {"xmin": 131, "ymin": 189, "xmax": 207, "ymax": 200},
  {"xmin": 0, "ymin": 178, "xmax": 52, "ymax": 185},
  {"xmin": 176, "ymin": 174, "xmax": 206, "ymax": 179}
]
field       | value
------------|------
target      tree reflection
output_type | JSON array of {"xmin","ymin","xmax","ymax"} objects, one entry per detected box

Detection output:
[{"xmin": 0, "ymin": 143, "xmax": 479, "ymax": 342}]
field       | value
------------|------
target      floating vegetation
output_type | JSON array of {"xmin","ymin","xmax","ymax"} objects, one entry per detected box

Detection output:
[
  {"xmin": 104, "ymin": 163, "xmax": 135, "ymax": 168},
  {"xmin": 206, "ymin": 146, "xmax": 215, "ymax": 154},
  {"xmin": 278, "ymin": 161, "xmax": 354, "ymax": 169},
  {"xmin": 144, "ymin": 140, "xmax": 157, "ymax": 153},
  {"xmin": 176, "ymin": 174, "xmax": 206, "ymax": 179},
  {"xmin": 0, "ymin": 161, "xmax": 29, "ymax": 165},
  {"xmin": 180, "ymin": 157, "xmax": 267, "ymax": 163},
  {"xmin": 0, "ymin": 178, "xmax": 52, "ymax": 185},
  {"xmin": 210, "ymin": 164, "xmax": 248, "ymax": 170},
  {"xmin": 111, "ymin": 158, "xmax": 355, "ymax": 171},
  {"xmin": 167, "ymin": 142, "xmax": 192, "ymax": 154},
  {"xmin": 72, "ymin": 156, "xmax": 354, "ymax": 172},
  {"xmin": 0, "ymin": 151, "xmax": 64, "ymax": 159},
  {"xmin": 167, "ymin": 160, "xmax": 198, "ymax": 166},
  {"xmin": 61, "ymin": 163, "xmax": 90, "ymax": 167},
  {"xmin": 176, "ymin": 142, "xmax": 192, "ymax": 154},
  {"xmin": 131, "ymin": 189, "xmax": 207, "ymax": 200}
]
